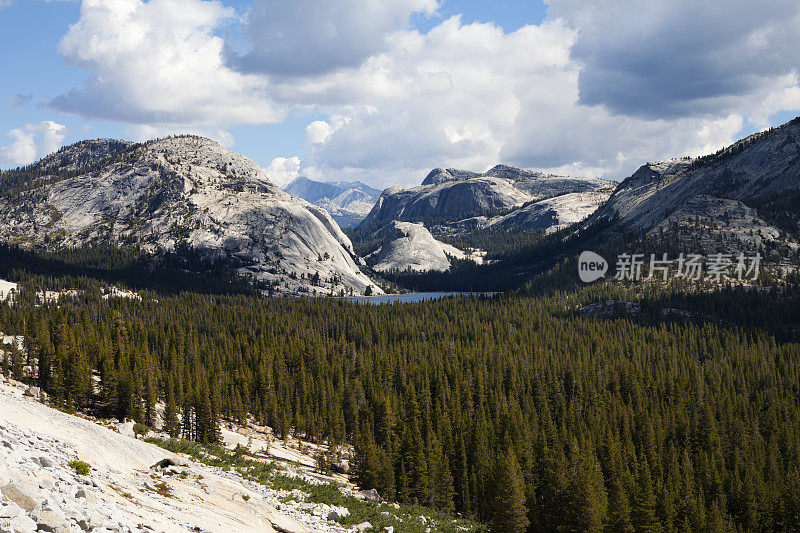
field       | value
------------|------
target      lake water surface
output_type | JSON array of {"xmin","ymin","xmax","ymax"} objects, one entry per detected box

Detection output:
[{"xmin": 346, "ymin": 292, "xmax": 498, "ymax": 305}]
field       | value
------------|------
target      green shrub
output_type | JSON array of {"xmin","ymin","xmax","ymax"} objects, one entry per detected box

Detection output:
[
  {"xmin": 68, "ymin": 460, "xmax": 91, "ymax": 475},
  {"xmin": 133, "ymin": 423, "xmax": 149, "ymax": 438}
]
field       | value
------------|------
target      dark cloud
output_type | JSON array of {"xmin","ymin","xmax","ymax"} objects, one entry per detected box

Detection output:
[
  {"xmin": 549, "ymin": 0, "xmax": 800, "ymax": 117},
  {"xmin": 10, "ymin": 93, "xmax": 32, "ymax": 107},
  {"xmin": 226, "ymin": 0, "xmax": 436, "ymax": 76}
]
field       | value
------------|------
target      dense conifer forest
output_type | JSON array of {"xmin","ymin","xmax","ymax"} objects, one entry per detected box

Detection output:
[{"xmin": 2, "ymin": 254, "xmax": 800, "ymax": 531}]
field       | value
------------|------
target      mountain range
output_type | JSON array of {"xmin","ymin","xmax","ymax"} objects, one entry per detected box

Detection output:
[
  {"xmin": 361, "ymin": 164, "xmax": 615, "ymax": 234},
  {"xmin": 283, "ymin": 177, "xmax": 381, "ymax": 227},
  {"xmin": 1, "ymin": 116, "xmax": 799, "ymax": 292}
]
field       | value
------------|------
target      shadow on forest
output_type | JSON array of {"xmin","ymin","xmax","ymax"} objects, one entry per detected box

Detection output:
[{"xmin": 0, "ymin": 244, "xmax": 259, "ymax": 297}]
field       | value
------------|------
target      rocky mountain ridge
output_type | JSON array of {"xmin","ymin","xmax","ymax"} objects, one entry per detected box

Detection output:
[
  {"xmin": 284, "ymin": 177, "xmax": 381, "ymax": 227},
  {"xmin": 0, "ymin": 136, "xmax": 380, "ymax": 296},
  {"xmin": 588, "ymin": 117, "xmax": 800, "ymax": 255},
  {"xmin": 361, "ymin": 164, "xmax": 615, "ymax": 233}
]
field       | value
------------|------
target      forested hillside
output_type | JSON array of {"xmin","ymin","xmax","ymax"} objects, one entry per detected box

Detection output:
[{"xmin": 2, "ymin": 271, "xmax": 800, "ymax": 531}]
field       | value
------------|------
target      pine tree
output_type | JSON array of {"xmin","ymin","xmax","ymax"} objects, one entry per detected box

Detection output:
[
  {"xmin": 606, "ymin": 477, "xmax": 635, "ymax": 533},
  {"xmin": 565, "ymin": 450, "xmax": 607, "ymax": 532},
  {"xmin": 163, "ymin": 377, "xmax": 181, "ymax": 438},
  {"xmin": 354, "ymin": 430, "xmax": 381, "ymax": 493},
  {"xmin": 491, "ymin": 447, "xmax": 529, "ymax": 533},
  {"xmin": 10, "ymin": 342, "xmax": 24, "ymax": 381},
  {"xmin": 632, "ymin": 459, "xmax": 662, "ymax": 533},
  {"xmin": 100, "ymin": 352, "xmax": 118, "ymax": 416},
  {"xmin": 1, "ymin": 346, "xmax": 8, "ymax": 375},
  {"xmin": 430, "ymin": 436, "xmax": 455, "ymax": 512}
]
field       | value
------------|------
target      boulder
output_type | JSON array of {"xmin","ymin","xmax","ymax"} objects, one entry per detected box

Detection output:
[
  {"xmin": 30, "ymin": 507, "xmax": 68, "ymax": 533},
  {"xmin": 75, "ymin": 487, "xmax": 96, "ymax": 504},
  {"xmin": 327, "ymin": 506, "xmax": 349, "ymax": 523},
  {"xmin": 0, "ymin": 499, "xmax": 24, "ymax": 519},
  {"xmin": 353, "ymin": 522, "xmax": 373, "ymax": 532},
  {"xmin": 331, "ymin": 460, "xmax": 349, "ymax": 474},
  {"xmin": 118, "ymin": 420, "xmax": 135, "ymax": 438},
  {"xmin": 1, "ymin": 481, "xmax": 39, "ymax": 512},
  {"xmin": 359, "ymin": 489, "xmax": 380, "ymax": 501},
  {"xmin": 150, "ymin": 458, "xmax": 188, "ymax": 471},
  {"xmin": 23, "ymin": 387, "xmax": 40, "ymax": 398},
  {"xmin": 8, "ymin": 514, "xmax": 37, "ymax": 533}
]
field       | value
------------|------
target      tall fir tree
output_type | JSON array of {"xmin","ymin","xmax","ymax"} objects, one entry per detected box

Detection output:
[{"xmin": 491, "ymin": 447, "xmax": 529, "ymax": 533}]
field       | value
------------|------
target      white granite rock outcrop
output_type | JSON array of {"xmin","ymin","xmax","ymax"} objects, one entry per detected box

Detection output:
[{"xmin": 0, "ymin": 136, "xmax": 380, "ymax": 297}]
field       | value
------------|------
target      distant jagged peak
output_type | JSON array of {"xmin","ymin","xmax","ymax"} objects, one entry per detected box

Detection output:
[
  {"xmin": 285, "ymin": 176, "xmax": 315, "ymax": 187},
  {"xmin": 285, "ymin": 176, "xmax": 380, "ymax": 198}
]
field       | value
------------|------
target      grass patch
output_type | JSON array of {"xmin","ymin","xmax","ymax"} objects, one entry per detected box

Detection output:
[
  {"xmin": 67, "ymin": 460, "xmax": 91, "ymax": 475},
  {"xmin": 147, "ymin": 480, "xmax": 173, "ymax": 498},
  {"xmin": 147, "ymin": 438, "xmax": 485, "ymax": 533},
  {"xmin": 110, "ymin": 484, "xmax": 134, "ymax": 502}
]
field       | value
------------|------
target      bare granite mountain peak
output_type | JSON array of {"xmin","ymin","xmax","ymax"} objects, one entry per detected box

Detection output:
[
  {"xmin": 421, "ymin": 167, "xmax": 482, "ymax": 186},
  {"xmin": 594, "ymin": 116, "xmax": 800, "ymax": 231},
  {"xmin": 368, "ymin": 221, "xmax": 480, "ymax": 273},
  {"xmin": 587, "ymin": 115, "xmax": 800, "ymax": 254},
  {"xmin": 362, "ymin": 164, "xmax": 615, "ymax": 233},
  {"xmin": 0, "ymin": 135, "xmax": 381, "ymax": 296}
]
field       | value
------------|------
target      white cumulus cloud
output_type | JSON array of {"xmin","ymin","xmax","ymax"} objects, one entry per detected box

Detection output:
[
  {"xmin": 275, "ymin": 17, "xmax": 752, "ymax": 185},
  {"xmin": 0, "ymin": 121, "xmax": 68, "ymax": 168},
  {"xmin": 264, "ymin": 156, "xmax": 301, "ymax": 186},
  {"xmin": 51, "ymin": 0, "xmax": 283, "ymax": 132},
  {"xmin": 305, "ymin": 121, "xmax": 332, "ymax": 145}
]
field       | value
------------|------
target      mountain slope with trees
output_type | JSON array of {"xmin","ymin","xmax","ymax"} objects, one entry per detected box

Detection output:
[{"xmin": 2, "ymin": 272, "xmax": 800, "ymax": 531}]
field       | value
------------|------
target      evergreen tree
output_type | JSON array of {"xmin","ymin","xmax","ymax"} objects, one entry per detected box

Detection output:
[
  {"xmin": 491, "ymin": 447, "xmax": 529, "ymax": 533},
  {"xmin": 632, "ymin": 460, "xmax": 662, "ymax": 533},
  {"xmin": 10, "ymin": 341, "xmax": 23, "ymax": 381},
  {"xmin": 606, "ymin": 477, "xmax": 635, "ymax": 533},
  {"xmin": 163, "ymin": 377, "xmax": 181, "ymax": 438}
]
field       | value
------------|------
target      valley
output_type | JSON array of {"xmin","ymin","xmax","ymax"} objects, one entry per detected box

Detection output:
[
  {"xmin": 1, "ymin": 109, "xmax": 800, "ymax": 533},
  {"xmin": 3, "ymin": 3, "xmax": 800, "ymax": 532}
]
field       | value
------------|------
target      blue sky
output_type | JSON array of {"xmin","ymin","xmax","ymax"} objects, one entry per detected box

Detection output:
[{"xmin": 1, "ymin": 0, "xmax": 799, "ymax": 186}]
